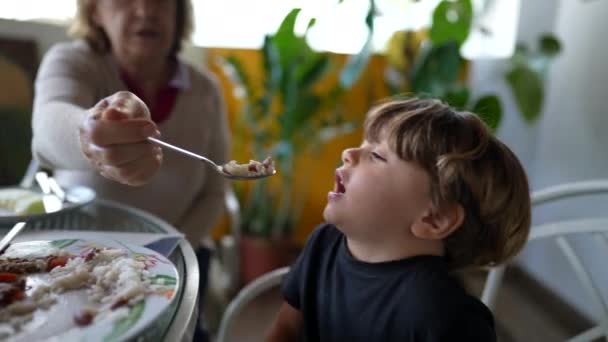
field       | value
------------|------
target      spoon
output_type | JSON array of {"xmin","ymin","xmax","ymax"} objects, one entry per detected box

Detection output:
[{"xmin": 147, "ymin": 137, "xmax": 276, "ymax": 180}]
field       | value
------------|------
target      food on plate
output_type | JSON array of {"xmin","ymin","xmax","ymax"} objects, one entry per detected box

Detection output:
[
  {"xmin": 0, "ymin": 241, "xmax": 176, "ymax": 340},
  {"xmin": 222, "ymin": 156, "xmax": 275, "ymax": 177},
  {"xmin": 0, "ymin": 255, "xmax": 68, "ymax": 274},
  {"xmin": 0, "ymin": 189, "xmax": 45, "ymax": 216},
  {"xmin": 0, "ymin": 273, "xmax": 26, "ymax": 307}
]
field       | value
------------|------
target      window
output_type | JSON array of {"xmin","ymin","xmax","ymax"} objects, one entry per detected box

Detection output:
[
  {"xmin": 192, "ymin": 0, "xmax": 520, "ymax": 58},
  {"xmin": 0, "ymin": 0, "xmax": 519, "ymax": 58},
  {"xmin": 0, "ymin": 0, "xmax": 76, "ymax": 24}
]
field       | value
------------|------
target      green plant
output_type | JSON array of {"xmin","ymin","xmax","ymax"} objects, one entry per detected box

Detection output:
[
  {"xmin": 383, "ymin": 0, "xmax": 561, "ymax": 129},
  {"xmin": 217, "ymin": 8, "xmax": 370, "ymax": 239},
  {"xmin": 505, "ymin": 34, "xmax": 561, "ymax": 122}
]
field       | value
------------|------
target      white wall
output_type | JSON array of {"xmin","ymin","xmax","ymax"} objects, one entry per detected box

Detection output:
[
  {"xmin": 470, "ymin": 0, "xmax": 560, "ymax": 174},
  {"xmin": 523, "ymin": 0, "xmax": 608, "ymax": 322},
  {"xmin": 471, "ymin": 0, "xmax": 608, "ymax": 322}
]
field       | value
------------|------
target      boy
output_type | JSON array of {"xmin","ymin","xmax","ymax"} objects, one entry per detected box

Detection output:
[{"xmin": 267, "ymin": 97, "xmax": 531, "ymax": 341}]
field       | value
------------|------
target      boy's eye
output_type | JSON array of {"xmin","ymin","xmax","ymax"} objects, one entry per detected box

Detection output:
[{"xmin": 371, "ymin": 152, "xmax": 386, "ymax": 162}]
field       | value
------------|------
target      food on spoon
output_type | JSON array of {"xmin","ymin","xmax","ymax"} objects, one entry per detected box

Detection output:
[{"xmin": 222, "ymin": 156, "xmax": 275, "ymax": 177}]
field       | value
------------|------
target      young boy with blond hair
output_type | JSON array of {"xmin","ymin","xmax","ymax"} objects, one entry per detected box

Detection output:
[{"xmin": 267, "ymin": 97, "xmax": 531, "ymax": 341}]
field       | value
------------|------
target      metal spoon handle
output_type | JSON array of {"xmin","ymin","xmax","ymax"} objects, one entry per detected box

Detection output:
[
  {"xmin": 147, "ymin": 136, "xmax": 277, "ymax": 181},
  {"xmin": 147, "ymin": 137, "xmax": 219, "ymax": 170},
  {"xmin": 0, "ymin": 222, "xmax": 26, "ymax": 254}
]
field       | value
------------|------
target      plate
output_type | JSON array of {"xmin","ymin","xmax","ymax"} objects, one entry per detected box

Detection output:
[
  {"xmin": 0, "ymin": 186, "xmax": 96, "ymax": 224},
  {"xmin": 0, "ymin": 238, "xmax": 179, "ymax": 342}
]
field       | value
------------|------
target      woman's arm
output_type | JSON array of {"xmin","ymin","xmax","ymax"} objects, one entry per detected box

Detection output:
[
  {"xmin": 32, "ymin": 43, "xmax": 162, "ymax": 186},
  {"xmin": 32, "ymin": 43, "xmax": 98, "ymax": 170},
  {"xmin": 266, "ymin": 302, "xmax": 304, "ymax": 342}
]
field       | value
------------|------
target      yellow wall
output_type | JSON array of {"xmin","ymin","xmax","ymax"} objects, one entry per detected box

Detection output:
[
  {"xmin": 207, "ymin": 48, "xmax": 392, "ymax": 245},
  {"xmin": 0, "ymin": 56, "xmax": 32, "ymax": 107}
]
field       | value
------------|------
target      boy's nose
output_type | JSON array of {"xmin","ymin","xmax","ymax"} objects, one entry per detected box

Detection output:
[
  {"xmin": 133, "ymin": 0, "xmax": 156, "ymax": 17},
  {"xmin": 341, "ymin": 148, "xmax": 359, "ymax": 165}
]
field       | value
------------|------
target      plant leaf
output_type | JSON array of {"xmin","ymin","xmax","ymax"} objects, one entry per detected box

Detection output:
[
  {"xmin": 306, "ymin": 18, "xmax": 317, "ymax": 34},
  {"xmin": 262, "ymin": 35, "xmax": 281, "ymax": 95},
  {"xmin": 505, "ymin": 65, "xmax": 544, "ymax": 122},
  {"xmin": 410, "ymin": 41, "xmax": 463, "ymax": 97},
  {"xmin": 272, "ymin": 8, "xmax": 309, "ymax": 68},
  {"xmin": 216, "ymin": 56, "xmax": 253, "ymax": 103},
  {"xmin": 430, "ymin": 0, "xmax": 473, "ymax": 47},
  {"xmin": 471, "ymin": 95, "xmax": 502, "ymax": 130},
  {"xmin": 539, "ymin": 34, "xmax": 561, "ymax": 57},
  {"xmin": 297, "ymin": 54, "xmax": 331, "ymax": 90},
  {"xmin": 339, "ymin": 0, "xmax": 376, "ymax": 88},
  {"xmin": 340, "ymin": 38, "xmax": 372, "ymax": 89},
  {"xmin": 444, "ymin": 85, "xmax": 470, "ymax": 109},
  {"xmin": 278, "ymin": 94, "xmax": 322, "ymax": 141}
]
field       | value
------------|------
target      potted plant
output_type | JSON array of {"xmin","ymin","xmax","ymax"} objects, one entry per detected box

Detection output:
[
  {"xmin": 216, "ymin": 8, "xmax": 369, "ymax": 284},
  {"xmin": 382, "ymin": 0, "xmax": 561, "ymax": 128}
]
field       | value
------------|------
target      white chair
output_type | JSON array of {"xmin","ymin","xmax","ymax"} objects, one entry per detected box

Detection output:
[
  {"xmin": 482, "ymin": 180, "xmax": 608, "ymax": 342},
  {"xmin": 215, "ymin": 266, "xmax": 290, "ymax": 342}
]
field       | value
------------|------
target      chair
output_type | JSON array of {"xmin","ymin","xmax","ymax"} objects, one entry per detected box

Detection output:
[
  {"xmin": 482, "ymin": 180, "xmax": 608, "ymax": 342},
  {"xmin": 202, "ymin": 183, "xmax": 243, "ymax": 333},
  {"xmin": 215, "ymin": 266, "xmax": 290, "ymax": 342}
]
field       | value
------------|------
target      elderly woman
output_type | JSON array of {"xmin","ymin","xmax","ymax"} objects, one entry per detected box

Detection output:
[
  {"xmin": 31, "ymin": 0, "xmax": 229, "ymax": 246},
  {"xmin": 31, "ymin": 2, "xmax": 228, "ymax": 338}
]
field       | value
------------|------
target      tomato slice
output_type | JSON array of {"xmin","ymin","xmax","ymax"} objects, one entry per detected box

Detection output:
[
  {"xmin": 0, "ymin": 273, "xmax": 18, "ymax": 283},
  {"xmin": 47, "ymin": 256, "xmax": 69, "ymax": 270}
]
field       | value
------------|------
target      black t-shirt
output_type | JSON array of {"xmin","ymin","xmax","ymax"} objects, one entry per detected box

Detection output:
[{"xmin": 282, "ymin": 224, "xmax": 496, "ymax": 342}]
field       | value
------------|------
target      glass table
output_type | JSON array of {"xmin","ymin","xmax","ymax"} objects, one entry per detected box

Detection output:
[{"xmin": 0, "ymin": 199, "xmax": 200, "ymax": 342}]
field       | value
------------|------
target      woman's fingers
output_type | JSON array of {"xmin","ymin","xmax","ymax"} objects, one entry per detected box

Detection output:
[
  {"xmin": 84, "ymin": 116, "xmax": 160, "ymax": 146},
  {"xmin": 90, "ymin": 142, "xmax": 162, "ymax": 167},
  {"xmin": 78, "ymin": 91, "xmax": 163, "ymax": 186},
  {"xmin": 99, "ymin": 148, "xmax": 163, "ymax": 186},
  {"xmin": 106, "ymin": 91, "xmax": 151, "ymax": 119}
]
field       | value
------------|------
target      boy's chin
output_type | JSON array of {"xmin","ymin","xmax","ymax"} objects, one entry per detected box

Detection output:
[
  {"xmin": 322, "ymin": 205, "xmax": 338, "ymax": 225},
  {"xmin": 323, "ymin": 207, "xmax": 348, "ymax": 232}
]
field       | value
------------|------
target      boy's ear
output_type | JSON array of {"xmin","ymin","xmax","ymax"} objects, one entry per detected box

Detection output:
[{"xmin": 411, "ymin": 203, "xmax": 465, "ymax": 240}]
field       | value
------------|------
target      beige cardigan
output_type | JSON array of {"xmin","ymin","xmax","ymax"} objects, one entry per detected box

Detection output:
[{"xmin": 31, "ymin": 40, "xmax": 230, "ymax": 245}]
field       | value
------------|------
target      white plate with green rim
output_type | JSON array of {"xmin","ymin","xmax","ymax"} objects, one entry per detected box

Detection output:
[
  {"xmin": 0, "ymin": 238, "xmax": 179, "ymax": 342},
  {"xmin": 0, "ymin": 186, "xmax": 96, "ymax": 224}
]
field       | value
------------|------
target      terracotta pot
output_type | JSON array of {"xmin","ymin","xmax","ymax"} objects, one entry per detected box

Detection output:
[{"xmin": 239, "ymin": 236, "xmax": 295, "ymax": 286}]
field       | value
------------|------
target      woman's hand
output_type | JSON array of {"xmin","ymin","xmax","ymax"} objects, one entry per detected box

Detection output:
[{"xmin": 78, "ymin": 91, "xmax": 163, "ymax": 186}]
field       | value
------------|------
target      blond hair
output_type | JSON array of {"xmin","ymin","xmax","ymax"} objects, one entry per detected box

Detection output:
[
  {"xmin": 69, "ymin": 0, "xmax": 193, "ymax": 56},
  {"xmin": 364, "ymin": 97, "xmax": 531, "ymax": 270}
]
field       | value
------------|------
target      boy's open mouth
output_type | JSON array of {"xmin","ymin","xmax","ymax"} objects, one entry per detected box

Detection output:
[{"xmin": 334, "ymin": 170, "xmax": 346, "ymax": 194}]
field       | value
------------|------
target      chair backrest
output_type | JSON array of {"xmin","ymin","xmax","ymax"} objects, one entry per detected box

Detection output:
[
  {"xmin": 481, "ymin": 180, "xmax": 608, "ymax": 342},
  {"xmin": 216, "ymin": 266, "xmax": 290, "ymax": 342}
]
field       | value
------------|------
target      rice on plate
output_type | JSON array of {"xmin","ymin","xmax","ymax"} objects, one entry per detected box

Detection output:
[{"xmin": 0, "ymin": 239, "xmax": 178, "ymax": 341}]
